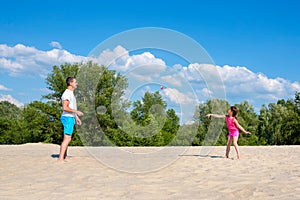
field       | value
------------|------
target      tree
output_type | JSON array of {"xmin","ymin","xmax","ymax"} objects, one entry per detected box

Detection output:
[
  {"xmin": 2, "ymin": 60, "xmax": 298, "ymax": 146},
  {"xmin": 163, "ymin": 109, "xmax": 180, "ymax": 134},
  {"xmin": 131, "ymin": 91, "xmax": 166, "ymax": 125},
  {"xmin": 194, "ymin": 100, "xmax": 260, "ymax": 146},
  {"xmin": 257, "ymin": 104, "xmax": 270, "ymax": 144},
  {"xmin": 41, "ymin": 61, "xmax": 131, "ymax": 146},
  {"xmin": 93, "ymin": 66, "xmax": 130, "ymax": 145},
  {"xmin": 128, "ymin": 91, "xmax": 180, "ymax": 146},
  {"xmin": 0, "ymin": 101, "xmax": 21, "ymax": 118},
  {"xmin": 75, "ymin": 62, "xmax": 126, "ymax": 146},
  {"xmin": 44, "ymin": 63, "xmax": 79, "ymax": 102},
  {"xmin": 294, "ymin": 91, "xmax": 300, "ymax": 114},
  {"xmin": 75, "ymin": 62, "xmax": 105, "ymax": 146},
  {"xmin": 22, "ymin": 101, "xmax": 63, "ymax": 144},
  {"xmin": 194, "ymin": 99, "xmax": 229, "ymax": 146},
  {"xmin": 233, "ymin": 101, "xmax": 259, "ymax": 145},
  {"xmin": 260, "ymin": 96, "xmax": 300, "ymax": 145},
  {"xmin": 42, "ymin": 62, "xmax": 81, "ymax": 145},
  {"xmin": 0, "ymin": 101, "xmax": 26, "ymax": 144}
]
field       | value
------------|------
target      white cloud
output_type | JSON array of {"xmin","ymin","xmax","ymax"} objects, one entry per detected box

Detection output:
[
  {"xmin": 97, "ymin": 46, "xmax": 166, "ymax": 75},
  {"xmin": 162, "ymin": 88, "xmax": 195, "ymax": 105},
  {"xmin": 215, "ymin": 65, "xmax": 300, "ymax": 102},
  {"xmin": 197, "ymin": 88, "xmax": 213, "ymax": 98},
  {"xmin": 161, "ymin": 74, "xmax": 183, "ymax": 87},
  {"xmin": 183, "ymin": 63, "xmax": 222, "ymax": 83},
  {"xmin": 0, "ymin": 58, "xmax": 24, "ymax": 74},
  {"xmin": 0, "ymin": 84, "xmax": 11, "ymax": 91},
  {"xmin": 0, "ymin": 94, "xmax": 24, "ymax": 107},
  {"xmin": 1, "ymin": 43, "xmax": 299, "ymax": 112},
  {"xmin": 96, "ymin": 47, "xmax": 300, "ymax": 110},
  {"xmin": 176, "ymin": 63, "xmax": 300, "ymax": 111},
  {"xmin": 96, "ymin": 45, "xmax": 129, "ymax": 68},
  {"xmin": 0, "ymin": 44, "xmax": 36, "ymax": 57},
  {"xmin": 49, "ymin": 41, "xmax": 62, "ymax": 49},
  {"xmin": 0, "ymin": 43, "xmax": 88, "ymax": 77}
]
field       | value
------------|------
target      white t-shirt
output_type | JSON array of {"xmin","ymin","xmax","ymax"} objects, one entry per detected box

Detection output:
[{"xmin": 61, "ymin": 89, "xmax": 77, "ymax": 117}]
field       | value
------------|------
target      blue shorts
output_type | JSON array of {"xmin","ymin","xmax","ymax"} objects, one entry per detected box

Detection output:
[{"xmin": 60, "ymin": 116, "xmax": 75, "ymax": 135}]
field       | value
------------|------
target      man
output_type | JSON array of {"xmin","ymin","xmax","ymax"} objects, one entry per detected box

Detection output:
[{"xmin": 58, "ymin": 77, "xmax": 83, "ymax": 161}]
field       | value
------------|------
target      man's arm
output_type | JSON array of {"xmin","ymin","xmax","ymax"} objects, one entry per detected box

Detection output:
[{"xmin": 62, "ymin": 100, "xmax": 83, "ymax": 116}]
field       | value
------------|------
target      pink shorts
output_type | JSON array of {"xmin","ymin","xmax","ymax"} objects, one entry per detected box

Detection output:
[{"xmin": 228, "ymin": 131, "xmax": 239, "ymax": 137}]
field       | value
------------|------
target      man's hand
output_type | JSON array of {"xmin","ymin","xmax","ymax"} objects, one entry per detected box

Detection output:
[
  {"xmin": 76, "ymin": 118, "xmax": 82, "ymax": 125},
  {"xmin": 75, "ymin": 111, "xmax": 84, "ymax": 116}
]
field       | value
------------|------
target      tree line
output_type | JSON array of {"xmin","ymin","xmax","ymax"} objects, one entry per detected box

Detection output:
[{"xmin": 0, "ymin": 62, "xmax": 299, "ymax": 146}]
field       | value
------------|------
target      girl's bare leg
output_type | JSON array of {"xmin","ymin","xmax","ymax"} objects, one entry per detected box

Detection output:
[
  {"xmin": 233, "ymin": 136, "xmax": 241, "ymax": 159},
  {"xmin": 226, "ymin": 136, "xmax": 233, "ymax": 158}
]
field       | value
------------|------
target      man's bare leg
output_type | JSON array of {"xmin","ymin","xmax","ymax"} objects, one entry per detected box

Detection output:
[{"xmin": 58, "ymin": 134, "xmax": 72, "ymax": 161}]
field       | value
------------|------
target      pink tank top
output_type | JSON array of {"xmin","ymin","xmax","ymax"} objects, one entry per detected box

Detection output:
[{"xmin": 226, "ymin": 116, "xmax": 239, "ymax": 134}]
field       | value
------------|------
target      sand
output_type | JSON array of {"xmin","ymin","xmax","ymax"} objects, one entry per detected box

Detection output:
[{"xmin": 0, "ymin": 143, "xmax": 299, "ymax": 200}]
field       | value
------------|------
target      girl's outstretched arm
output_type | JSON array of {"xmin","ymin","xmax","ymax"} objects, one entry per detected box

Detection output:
[
  {"xmin": 206, "ymin": 114, "xmax": 226, "ymax": 118},
  {"xmin": 233, "ymin": 118, "xmax": 251, "ymax": 134}
]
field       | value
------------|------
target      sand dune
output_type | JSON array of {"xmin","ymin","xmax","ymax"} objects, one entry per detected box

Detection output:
[{"xmin": 0, "ymin": 143, "xmax": 299, "ymax": 199}]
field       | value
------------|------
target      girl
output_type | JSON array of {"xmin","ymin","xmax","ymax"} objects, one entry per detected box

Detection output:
[{"xmin": 206, "ymin": 106, "xmax": 251, "ymax": 159}]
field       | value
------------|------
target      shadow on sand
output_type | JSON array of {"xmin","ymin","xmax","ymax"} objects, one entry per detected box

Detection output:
[
  {"xmin": 51, "ymin": 154, "xmax": 59, "ymax": 158},
  {"xmin": 179, "ymin": 154, "xmax": 224, "ymax": 159}
]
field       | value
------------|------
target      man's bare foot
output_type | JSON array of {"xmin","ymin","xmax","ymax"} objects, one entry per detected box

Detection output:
[{"xmin": 64, "ymin": 156, "xmax": 71, "ymax": 160}]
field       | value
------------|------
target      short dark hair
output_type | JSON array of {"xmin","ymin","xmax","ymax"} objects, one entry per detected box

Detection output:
[
  {"xmin": 66, "ymin": 77, "xmax": 75, "ymax": 86},
  {"xmin": 230, "ymin": 106, "xmax": 238, "ymax": 117}
]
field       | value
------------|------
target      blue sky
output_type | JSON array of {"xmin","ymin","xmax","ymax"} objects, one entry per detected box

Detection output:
[{"xmin": 0, "ymin": 0, "xmax": 299, "ymax": 117}]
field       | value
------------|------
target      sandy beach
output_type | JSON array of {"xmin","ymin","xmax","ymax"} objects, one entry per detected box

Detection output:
[{"xmin": 0, "ymin": 143, "xmax": 299, "ymax": 200}]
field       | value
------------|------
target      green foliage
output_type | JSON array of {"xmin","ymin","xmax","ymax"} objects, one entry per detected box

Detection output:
[
  {"xmin": 42, "ymin": 62, "xmax": 82, "ymax": 145},
  {"xmin": 1, "ymin": 61, "xmax": 299, "ymax": 146},
  {"xmin": 44, "ymin": 63, "xmax": 79, "ymax": 102},
  {"xmin": 94, "ymin": 90, "xmax": 181, "ymax": 146},
  {"xmin": 257, "ymin": 104, "xmax": 270, "ymax": 145},
  {"xmin": 74, "ymin": 62, "xmax": 110, "ymax": 146},
  {"xmin": 0, "ymin": 101, "xmax": 21, "ymax": 118},
  {"xmin": 0, "ymin": 101, "xmax": 27, "ymax": 144},
  {"xmin": 233, "ymin": 101, "xmax": 259, "ymax": 145},
  {"xmin": 257, "ymin": 98, "xmax": 300, "ymax": 145},
  {"xmin": 22, "ymin": 101, "xmax": 63, "ymax": 144},
  {"xmin": 193, "ymin": 99, "xmax": 229, "ymax": 146},
  {"xmin": 92, "ymin": 66, "xmax": 130, "ymax": 145}
]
